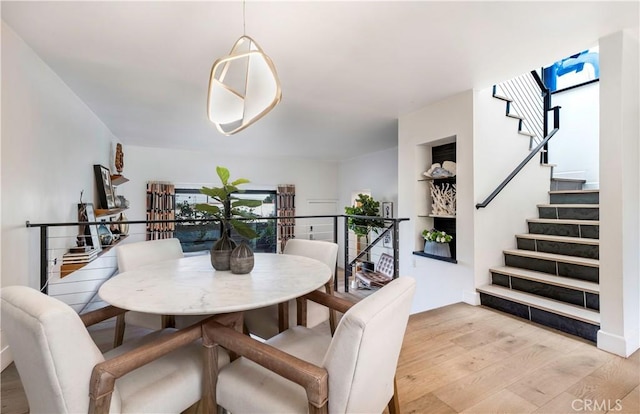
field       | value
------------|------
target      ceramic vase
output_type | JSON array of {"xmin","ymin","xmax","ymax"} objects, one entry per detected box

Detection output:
[
  {"xmin": 230, "ymin": 241, "xmax": 254, "ymax": 274},
  {"xmin": 116, "ymin": 212, "xmax": 129, "ymax": 236},
  {"xmin": 97, "ymin": 220, "xmax": 113, "ymax": 246},
  {"xmin": 210, "ymin": 232, "xmax": 237, "ymax": 271},
  {"xmin": 423, "ymin": 240, "xmax": 451, "ymax": 258}
]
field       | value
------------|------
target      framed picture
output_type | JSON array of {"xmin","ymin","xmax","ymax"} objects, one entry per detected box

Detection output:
[
  {"xmin": 94, "ymin": 164, "xmax": 115, "ymax": 209},
  {"xmin": 382, "ymin": 201, "xmax": 393, "ymax": 248},
  {"xmin": 79, "ymin": 203, "xmax": 102, "ymax": 252}
]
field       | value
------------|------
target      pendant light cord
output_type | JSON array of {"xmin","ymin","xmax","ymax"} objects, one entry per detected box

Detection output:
[{"xmin": 243, "ymin": 0, "xmax": 246, "ymax": 36}]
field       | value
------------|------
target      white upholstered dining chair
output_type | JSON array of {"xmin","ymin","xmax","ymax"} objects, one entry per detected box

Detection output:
[
  {"xmin": 210, "ymin": 276, "xmax": 416, "ymax": 414},
  {"xmin": 243, "ymin": 239, "xmax": 339, "ymax": 340},
  {"xmin": 114, "ymin": 238, "xmax": 206, "ymax": 346},
  {"xmin": 1, "ymin": 285, "xmax": 230, "ymax": 414}
]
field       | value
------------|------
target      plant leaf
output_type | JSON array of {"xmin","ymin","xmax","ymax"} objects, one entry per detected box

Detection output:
[
  {"xmin": 199, "ymin": 186, "xmax": 226, "ymax": 200},
  {"xmin": 194, "ymin": 203, "xmax": 221, "ymax": 215},
  {"xmin": 231, "ymin": 178, "xmax": 250, "ymax": 186},
  {"xmin": 216, "ymin": 166, "xmax": 230, "ymax": 185},
  {"xmin": 224, "ymin": 185, "xmax": 239, "ymax": 194},
  {"xmin": 231, "ymin": 219, "xmax": 258, "ymax": 239},
  {"xmin": 232, "ymin": 199, "xmax": 262, "ymax": 208}
]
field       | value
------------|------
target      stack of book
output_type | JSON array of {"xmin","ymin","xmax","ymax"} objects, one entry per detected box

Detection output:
[{"xmin": 62, "ymin": 248, "xmax": 98, "ymax": 265}]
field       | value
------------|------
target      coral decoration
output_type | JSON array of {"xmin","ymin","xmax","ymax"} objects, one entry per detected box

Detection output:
[{"xmin": 429, "ymin": 182, "xmax": 456, "ymax": 216}]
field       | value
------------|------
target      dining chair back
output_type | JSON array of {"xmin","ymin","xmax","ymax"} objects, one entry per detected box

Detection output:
[
  {"xmin": 283, "ymin": 239, "xmax": 338, "ymax": 328},
  {"xmin": 116, "ymin": 238, "xmax": 184, "ymax": 272},
  {"xmin": 215, "ymin": 276, "xmax": 416, "ymax": 414},
  {"xmin": 2, "ymin": 286, "xmax": 109, "ymax": 413},
  {"xmin": 114, "ymin": 238, "xmax": 187, "ymax": 346},
  {"xmin": 323, "ymin": 276, "xmax": 415, "ymax": 413},
  {"xmin": 243, "ymin": 239, "xmax": 338, "ymax": 339},
  {"xmin": 2, "ymin": 285, "xmax": 226, "ymax": 414}
]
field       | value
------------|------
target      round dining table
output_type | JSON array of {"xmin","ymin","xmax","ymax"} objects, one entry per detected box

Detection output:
[{"xmin": 98, "ymin": 252, "xmax": 332, "ymax": 316}]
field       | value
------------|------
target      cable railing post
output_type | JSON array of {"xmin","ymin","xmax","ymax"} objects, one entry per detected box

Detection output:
[
  {"xmin": 392, "ymin": 221, "xmax": 400, "ymax": 278},
  {"xmin": 333, "ymin": 216, "xmax": 338, "ymax": 291},
  {"xmin": 343, "ymin": 216, "xmax": 350, "ymax": 293},
  {"xmin": 40, "ymin": 225, "xmax": 48, "ymax": 294}
]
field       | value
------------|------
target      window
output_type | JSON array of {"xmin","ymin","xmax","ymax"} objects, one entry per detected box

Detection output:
[{"xmin": 174, "ymin": 188, "xmax": 277, "ymax": 253}]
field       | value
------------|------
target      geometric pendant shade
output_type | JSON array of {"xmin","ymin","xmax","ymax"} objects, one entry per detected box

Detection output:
[{"xmin": 207, "ymin": 35, "xmax": 282, "ymax": 135}]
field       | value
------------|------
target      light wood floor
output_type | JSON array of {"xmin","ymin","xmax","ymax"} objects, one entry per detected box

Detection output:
[{"xmin": 2, "ymin": 302, "xmax": 638, "ymax": 413}]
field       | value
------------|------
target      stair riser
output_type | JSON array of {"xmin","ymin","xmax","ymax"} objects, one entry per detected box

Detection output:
[
  {"xmin": 538, "ymin": 206, "xmax": 599, "ymax": 221},
  {"xmin": 549, "ymin": 192, "xmax": 599, "ymax": 204},
  {"xmin": 479, "ymin": 293, "xmax": 598, "ymax": 342},
  {"xmin": 491, "ymin": 273, "xmax": 599, "ymax": 311},
  {"xmin": 516, "ymin": 238, "xmax": 599, "ymax": 260},
  {"xmin": 550, "ymin": 181, "xmax": 584, "ymax": 191},
  {"xmin": 504, "ymin": 253, "xmax": 599, "ymax": 283},
  {"xmin": 528, "ymin": 222, "xmax": 599, "ymax": 239}
]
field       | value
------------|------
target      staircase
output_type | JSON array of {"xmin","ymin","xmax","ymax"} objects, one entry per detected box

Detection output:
[{"xmin": 477, "ymin": 178, "xmax": 600, "ymax": 342}]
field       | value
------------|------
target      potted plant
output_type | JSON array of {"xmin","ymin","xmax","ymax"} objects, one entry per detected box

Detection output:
[
  {"xmin": 422, "ymin": 228, "xmax": 453, "ymax": 258},
  {"xmin": 196, "ymin": 166, "xmax": 262, "ymax": 272},
  {"xmin": 344, "ymin": 194, "xmax": 385, "ymax": 260}
]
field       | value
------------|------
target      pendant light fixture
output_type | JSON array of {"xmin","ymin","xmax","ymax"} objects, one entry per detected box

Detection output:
[{"xmin": 207, "ymin": 1, "xmax": 282, "ymax": 135}]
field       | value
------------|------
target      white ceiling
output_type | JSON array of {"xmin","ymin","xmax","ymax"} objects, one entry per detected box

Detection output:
[{"xmin": 2, "ymin": 1, "xmax": 638, "ymax": 161}]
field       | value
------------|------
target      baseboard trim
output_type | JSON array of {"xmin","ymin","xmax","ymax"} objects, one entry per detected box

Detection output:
[
  {"xmin": 597, "ymin": 328, "xmax": 640, "ymax": 357},
  {"xmin": 463, "ymin": 290, "xmax": 480, "ymax": 306},
  {"xmin": 1, "ymin": 345, "xmax": 13, "ymax": 372}
]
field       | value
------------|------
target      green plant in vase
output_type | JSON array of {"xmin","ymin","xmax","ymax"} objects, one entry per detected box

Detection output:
[
  {"xmin": 344, "ymin": 194, "xmax": 385, "ymax": 260},
  {"xmin": 195, "ymin": 166, "xmax": 262, "ymax": 272},
  {"xmin": 422, "ymin": 228, "xmax": 453, "ymax": 258}
]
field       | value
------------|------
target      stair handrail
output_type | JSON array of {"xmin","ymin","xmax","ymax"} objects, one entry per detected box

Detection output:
[{"xmin": 476, "ymin": 106, "xmax": 560, "ymax": 209}]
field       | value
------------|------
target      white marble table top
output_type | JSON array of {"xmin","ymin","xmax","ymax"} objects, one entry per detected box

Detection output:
[{"xmin": 99, "ymin": 253, "xmax": 331, "ymax": 315}]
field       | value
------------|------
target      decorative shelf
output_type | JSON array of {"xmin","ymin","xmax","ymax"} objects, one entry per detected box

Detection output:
[
  {"xmin": 60, "ymin": 235, "xmax": 128, "ymax": 277},
  {"xmin": 428, "ymin": 214, "xmax": 456, "ymax": 218},
  {"xmin": 413, "ymin": 251, "xmax": 457, "ymax": 264},
  {"xmin": 110, "ymin": 174, "xmax": 129, "ymax": 186},
  {"xmin": 95, "ymin": 207, "xmax": 128, "ymax": 218}
]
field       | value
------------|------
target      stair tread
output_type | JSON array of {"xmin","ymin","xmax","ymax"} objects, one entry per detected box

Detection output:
[
  {"xmin": 527, "ymin": 218, "xmax": 599, "ymax": 225},
  {"xmin": 551, "ymin": 178, "xmax": 587, "ymax": 183},
  {"xmin": 503, "ymin": 249, "xmax": 599, "ymax": 267},
  {"xmin": 537, "ymin": 204, "xmax": 599, "ymax": 208},
  {"xmin": 549, "ymin": 189, "xmax": 599, "ymax": 194},
  {"xmin": 506, "ymin": 113, "xmax": 524, "ymax": 120},
  {"xmin": 516, "ymin": 233, "xmax": 599, "ymax": 245},
  {"xmin": 518, "ymin": 130, "xmax": 536, "ymax": 137},
  {"xmin": 490, "ymin": 266, "xmax": 599, "ymax": 293},
  {"xmin": 478, "ymin": 285, "xmax": 600, "ymax": 325}
]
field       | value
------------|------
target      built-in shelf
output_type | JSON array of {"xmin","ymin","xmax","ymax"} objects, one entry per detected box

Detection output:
[
  {"xmin": 60, "ymin": 235, "xmax": 128, "ymax": 277},
  {"xmin": 413, "ymin": 251, "xmax": 458, "ymax": 264},
  {"xmin": 416, "ymin": 141, "xmax": 457, "ymax": 261},
  {"xmin": 419, "ymin": 176, "xmax": 456, "ymax": 182}
]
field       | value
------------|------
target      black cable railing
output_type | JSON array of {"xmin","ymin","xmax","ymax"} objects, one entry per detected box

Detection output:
[
  {"xmin": 500, "ymin": 73, "xmax": 545, "ymax": 147},
  {"xmin": 26, "ymin": 214, "xmax": 409, "ymax": 296}
]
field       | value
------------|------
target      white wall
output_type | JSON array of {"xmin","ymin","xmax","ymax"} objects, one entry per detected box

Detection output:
[
  {"xmin": 336, "ymin": 147, "xmax": 398, "ymax": 269},
  {"xmin": 597, "ymin": 29, "xmax": 640, "ymax": 357},
  {"xmin": 1, "ymin": 23, "xmax": 117, "ymax": 369},
  {"xmin": 398, "ymin": 91, "xmax": 476, "ymax": 313},
  {"xmin": 473, "ymin": 87, "xmax": 551, "ymax": 291},
  {"xmin": 548, "ymin": 82, "xmax": 600, "ymax": 188}
]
